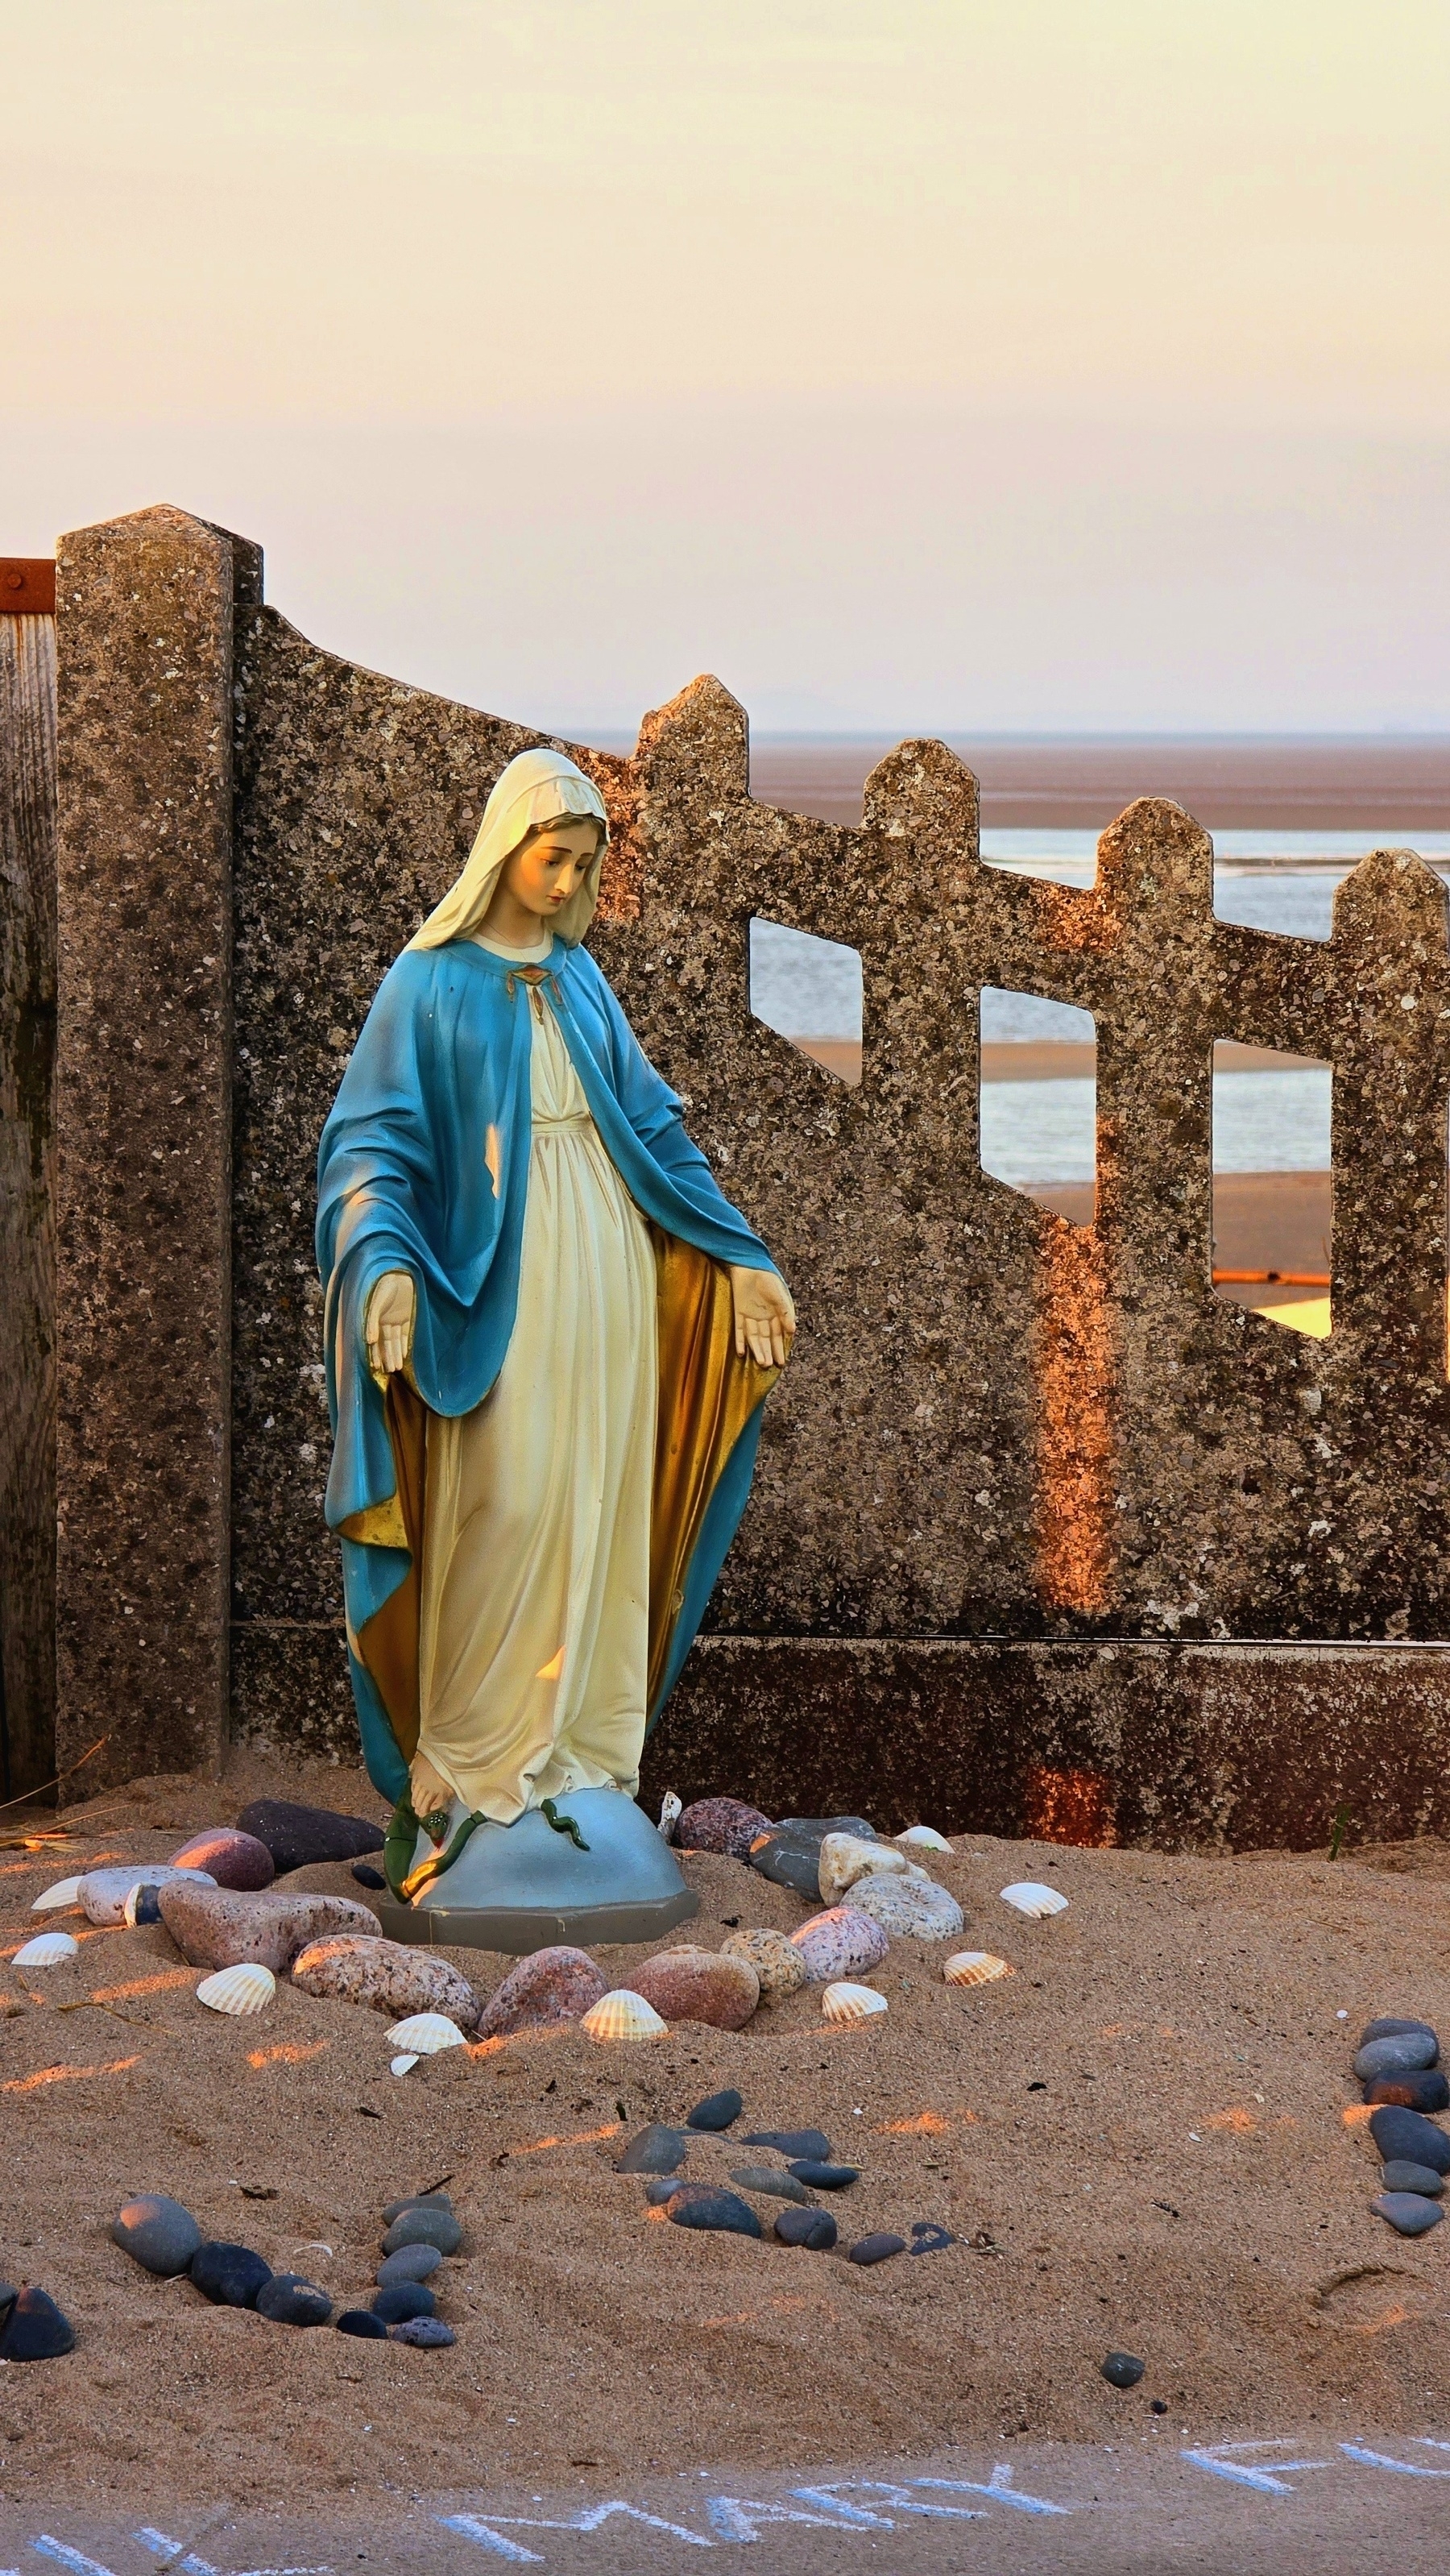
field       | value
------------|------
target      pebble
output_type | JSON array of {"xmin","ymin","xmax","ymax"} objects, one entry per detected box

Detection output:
[
  {"xmin": 1101, "ymin": 2351, "xmax": 1146, "ymax": 2390},
  {"xmin": 169, "ymin": 1827, "xmax": 276, "ymax": 1891},
  {"xmin": 126, "ymin": 1886, "xmax": 164, "ymax": 1927},
  {"xmin": 383, "ymin": 2192, "xmax": 454, "ymax": 2225},
  {"xmin": 1364, "ymin": 2071, "xmax": 1450, "ymax": 2115},
  {"xmin": 1372, "ymin": 2192, "xmax": 1443, "ymax": 2238},
  {"xmin": 389, "ymin": 2317, "xmax": 456, "ymax": 2347},
  {"xmin": 845, "ymin": 1874, "xmax": 964, "ymax": 1941},
  {"xmin": 1354, "ymin": 2031, "xmax": 1439, "ymax": 2081},
  {"xmin": 79, "ymin": 1865, "xmax": 216, "ymax": 1927},
  {"xmin": 291, "ymin": 1934, "xmax": 479, "ymax": 2029},
  {"xmin": 744, "ymin": 2129, "xmax": 831, "ymax": 2162},
  {"xmin": 719, "ymin": 1928, "xmax": 809, "ymax": 2006},
  {"xmin": 1369, "ymin": 2106, "xmax": 1450, "ymax": 2174},
  {"xmin": 382, "ymin": 2208, "xmax": 462, "ymax": 2257},
  {"xmin": 615, "ymin": 2124, "xmax": 688, "ymax": 2176},
  {"xmin": 473, "ymin": 1944, "xmax": 607, "ymax": 2039},
  {"xmin": 773, "ymin": 2208, "xmax": 837, "ymax": 2250},
  {"xmin": 645, "ymin": 2178, "xmax": 690, "ymax": 2205},
  {"xmin": 848, "ymin": 2233, "xmax": 906, "ymax": 2267},
  {"xmin": 112, "ymin": 2194, "xmax": 203, "ymax": 2277},
  {"xmin": 729, "ymin": 2166, "xmax": 815, "ymax": 2204},
  {"xmin": 351, "ymin": 1863, "xmax": 387, "ymax": 1890},
  {"xmin": 666, "ymin": 2188, "xmax": 764, "ymax": 2240},
  {"xmin": 377, "ymin": 2244, "xmax": 443, "ymax": 2287},
  {"xmin": 909, "ymin": 2222, "xmax": 955, "ymax": 2255},
  {"xmin": 630, "ymin": 1946, "xmax": 760, "ymax": 2031},
  {"xmin": 686, "ymin": 2088, "xmax": 744, "ymax": 2132},
  {"xmin": 0, "ymin": 2288, "xmax": 75, "ymax": 2361},
  {"xmin": 748, "ymin": 1817, "xmax": 878, "ymax": 1900},
  {"xmin": 789, "ymin": 2161, "xmax": 859, "ymax": 2190},
  {"xmin": 234, "ymin": 1798, "xmax": 386, "ymax": 1874},
  {"xmin": 790, "ymin": 1906, "xmax": 890, "ymax": 1984},
  {"xmin": 373, "ymin": 2282, "xmax": 437, "ymax": 2324},
  {"xmin": 1380, "ymin": 2160, "xmax": 1445, "ymax": 2197},
  {"xmin": 1360, "ymin": 2017, "xmax": 1439, "ymax": 2050},
  {"xmin": 189, "ymin": 2242, "xmax": 274, "ymax": 2308},
  {"xmin": 336, "ymin": 2309, "xmax": 387, "ymax": 2340},
  {"xmin": 818, "ymin": 1833, "xmax": 909, "ymax": 1905},
  {"xmin": 158, "ymin": 1882, "xmax": 379, "ymax": 1973},
  {"xmin": 674, "ymin": 1797, "xmax": 775, "ymax": 1860},
  {"xmin": 256, "ymin": 2274, "xmax": 333, "ymax": 2327}
]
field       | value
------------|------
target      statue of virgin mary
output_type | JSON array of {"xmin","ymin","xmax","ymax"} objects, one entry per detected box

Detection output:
[{"xmin": 317, "ymin": 749, "xmax": 793, "ymax": 1947}]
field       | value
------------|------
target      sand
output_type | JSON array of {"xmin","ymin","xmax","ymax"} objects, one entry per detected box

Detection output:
[{"xmin": 0, "ymin": 1753, "xmax": 1446, "ymax": 2514}]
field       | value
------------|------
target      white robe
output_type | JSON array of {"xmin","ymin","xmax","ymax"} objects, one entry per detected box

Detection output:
[{"xmin": 415, "ymin": 933, "xmax": 658, "ymax": 1823}]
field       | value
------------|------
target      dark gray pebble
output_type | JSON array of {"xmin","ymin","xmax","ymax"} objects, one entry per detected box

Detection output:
[
  {"xmin": 909, "ymin": 2222, "xmax": 955, "ymax": 2255},
  {"xmin": 1380, "ymin": 2161, "xmax": 1445, "ymax": 2197},
  {"xmin": 255, "ymin": 2274, "xmax": 333, "ymax": 2327},
  {"xmin": 0, "ymin": 2284, "xmax": 14, "ymax": 2328},
  {"xmin": 686, "ymin": 2089, "xmax": 743, "ymax": 2132},
  {"xmin": 1369, "ymin": 2106, "xmax": 1450, "ymax": 2173},
  {"xmin": 848, "ymin": 2233, "xmax": 907, "ymax": 2266},
  {"xmin": 729, "ymin": 2166, "xmax": 814, "ymax": 2204},
  {"xmin": 789, "ymin": 2161, "xmax": 859, "ymax": 2191},
  {"xmin": 337, "ymin": 2309, "xmax": 387, "ymax": 2340},
  {"xmin": 667, "ymin": 2188, "xmax": 763, "ymax": 2240},
  {"xmin": 1101, "ymin": 2351, "xmax": 1146, "ymax": 2389},
  {"xmin": 744, "ymin": 2130, "xmax": 831, "ymax": 2163},
  {"xmin": 615, "ymin": 2124, "xmax": 687, "ymax": 2176},
  {"xmin": 389, "ymin": 2317, "xmax": 456, "ymax": 2347},
  {"xmin": 0, "ymin": 2288, "xmax": 75, "ymax": 2362},
  {"xmin": 774, "ymin": 2208, "xmax": 837, "ymax": 2250},
  {"xmin": 382, "ymin": 2191, "xmax": 454, "ymax": 2225},
  {"xmin": 645, "ymin": 2178, "xmax": 690, "ymax": 2205},
  {"xmin": 377, "ymin": 2243, "xmax": 442, "ymax": 2287},
  {"xmin": 189, "ymin": 2242, "xmax": 273, "ymax": 2308},
  {"xmin": 351, "ymin": 1862, "xmax": 387, "ymax": 1890},
  {"xmin": 382, "ymin": 2208, "xmax": 462, "ymax": 2257},
  {"xmin": 1361, "ymin": 2017, "xmax": 1439, "ymax": 2050},
  {"xmin": 130, "ymin": 1885, "xmax": 164, "ymax": 1926},
  {"xmin": 234, "ymin": 1798, "xmax": 385, "ymax": 1873},
  {"xmin": 748, "ymin": 1819, "xmax": 876, "ymax": 1898},
  {"xmin": 1372, "ymin": 2192, "xmax": 1444, "ymax": 2238},
  {"xmin": 373, "ymin": 2282, "xmax": 437, "ymax": 2325},
  {"xmin": 1364, "ymin": 2071, "xmax": 1450, "ymax": 2115},
  {"xmin": 112, "ymin": 2194, "xmax": 203, "ymax": 2277},
  {"xmin": 1354, "ymin": 2031, "xmax": 1439, "ymax": 2081}
]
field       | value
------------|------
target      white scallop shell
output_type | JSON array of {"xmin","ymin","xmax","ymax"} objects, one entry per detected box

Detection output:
[
  {"xmin": 821, "ymin": 1980, "xmax": 889, "ymax": 2025},
  {"xmin": 385, "ymin": 2012, "xmax": 466, "ymax": 2054},
  {"xmin": 391, "ymin": 2053, "xmax": 420, "ymax": 2077},
  {"xmin": 1000, "ymin": 1881, "xmax": 1069, "ymax": 1919},
  {"xmin": 580, "ymin": 1988, "xmax": 668, "ymax": 2043},
  {"xmin": 895, "ymin": 1825, "xmax": 953, "ymax": 1854},
  {"xmin": 195, "ymin": 1963, "xmax": 276, "ymax": 2016},
  {"xmin": 944, "ymin": 1950, "xmax": 1014, "ymax": 1987},
  {"xmin": 13, "ymin": 1931, "xmax": 79, "ymax": 1967},
  {"xmin": 31, "ymin": 1876, "xmax": 85, "ymax": 1914}
]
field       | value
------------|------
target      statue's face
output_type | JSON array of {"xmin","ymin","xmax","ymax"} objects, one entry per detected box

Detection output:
[{"xmin": 501, "ymin": 817, "xmax": 601, "ymax": 919}]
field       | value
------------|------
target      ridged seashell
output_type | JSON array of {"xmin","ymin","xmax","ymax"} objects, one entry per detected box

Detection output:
[
  {"xmin": 31, "ymin": 1877, "xmax": 85, "ymax": 1914},
  {"xmin": 821, "ymin": 1981, "xmax": 889, "ymax": 2026},
  {"xmin": 944, "ymin": 1951, "xmax": 1014, "ymax": 1987},
  {"xmin": 391, "ymin": 2053, "xmax": 420, "ymax": 2077},
  {"xmin": 657, "ymin": 1791, "xmax": 682, "ymax": 1843},
  {"xmin": 195, "ymin": 1963, "xmax": 276, "ymax": 2017},
  {"xmin": 895, "ymin": 1825, "xmax": 953, "ymax": 1854},
  {"xmin": 580, "ymin": 1988, "xmax": 668, "ymax": 2043},
  {"xmin": 13, "ymin": 1931, "xmax": 80, "ymax": 1967},
  {"xmin": 818, "ymin": 1831, "xmax": 910, "ymax": 1905},
  {"xmin": 384, "ymin": 2012, "xmax": 466, "ymax": 2054},
  {"xmin": 1000, "ymin": 1881, "xmax": 1069, "ymax": 1919}
]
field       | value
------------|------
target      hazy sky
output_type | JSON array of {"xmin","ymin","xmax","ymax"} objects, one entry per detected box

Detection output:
[{"xmin": 4, "ymin": 1, "xmax": 1448, "ymax": 732}]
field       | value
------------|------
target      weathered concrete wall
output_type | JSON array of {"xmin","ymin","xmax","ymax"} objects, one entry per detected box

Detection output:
[{"xmin": 44, "ymin": 503, "xmax": 1450, "ymax": 1840}]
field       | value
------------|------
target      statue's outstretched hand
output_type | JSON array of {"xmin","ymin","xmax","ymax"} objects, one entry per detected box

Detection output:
[
  {"xmin": 729, "ymin": 1265, "xmax": 796, "ymax": 1369},
  {"xmin": 366, "ymin": 1270, "xmax": 416, "ymax": 1379}
]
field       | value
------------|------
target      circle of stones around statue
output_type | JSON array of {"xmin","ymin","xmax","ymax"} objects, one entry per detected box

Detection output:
[
  {"xmin": 291, "ymin": 1936, "xmax": 480, "ymax": 2029},
  {"xmin": 168, "ymin": 1827, "xmax": 276, "ymax": 1890},
  {"xmin": 817, "ymin": 1832, "xmax": 913, "ymax": 1906},
  {"xmin": 845, "ymin": 1874, "xmax": 964, "ymax": 1942},
  {"xmin": 233, "ymin": 1798, "xmax": 387, "ymax": 1876},
  {"xmin": 748, "ymin": 1817, "xmax": 880, "ymax": 1900},
  {"xmin": 719, "ymin": 1927, "xmax": 809, "ymax": 2005},
  {"xmin": 628, "ymin": 1945, "xmax": 760, "ymax": 2031},
  {"xmin": 80, "ymin": 1866, "xmax": 218, "ymax": 1927},
  {"xmin": 158, "ymin": 1881, "xmax": 382, "ymax": 1974},
  {"xmin": 474, "ymin": 1943, "xmax": 607, "ymax": 2039},
  {"xmin": 789, "ymin": 1906, "xmax": 890, "ymax": 1984},
  {"xmin": 673, "ymin": 1797, "xmax": 776, "ymax": 1860}
]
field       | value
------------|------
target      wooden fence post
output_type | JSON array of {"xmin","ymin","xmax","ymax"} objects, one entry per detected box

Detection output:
[{"xmin": 0, "ymin": 558, "xmax": 56, "ymax": 1800}]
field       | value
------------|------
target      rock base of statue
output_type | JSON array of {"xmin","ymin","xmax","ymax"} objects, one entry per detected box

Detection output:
[{"xmin": 378, "ymin": 1789, "xmax": 700, "ymax": 1954}]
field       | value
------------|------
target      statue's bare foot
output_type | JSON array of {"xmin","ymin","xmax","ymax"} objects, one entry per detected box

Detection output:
[{"xmin": 409, "ymin": 1753, "xmax": 454, "ymax": 1842}]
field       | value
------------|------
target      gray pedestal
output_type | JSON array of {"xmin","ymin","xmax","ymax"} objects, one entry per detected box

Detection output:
[{"xmin": 378, "ymin": 1788, "xmax": 699, "ymax": 1953}]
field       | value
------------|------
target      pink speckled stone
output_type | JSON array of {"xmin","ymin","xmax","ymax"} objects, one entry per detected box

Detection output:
[
  {"xmin": 674, "ymin": 1797, "xmax": 774, "ymax": 1860},
  {"xmin": 169, "ymin": 1827, "xmax": 276, "ymax": 1890},
  {"xmin": 630, "ymin": 1945, "xmax": 760, "ymax": 2030},
  {"xmin": 474, "ymin": 1945, "xmax": 608, "ymax": 2039},
  {"xmin": 789, "ymin": 1905, "xmax": 890, "ymax": 1983}
]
